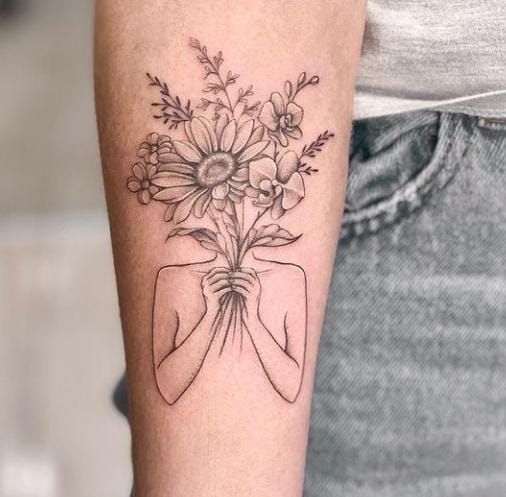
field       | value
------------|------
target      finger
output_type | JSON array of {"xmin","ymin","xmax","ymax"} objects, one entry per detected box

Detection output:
[
  {"xmin": 208, "ymin": 271, "xmax": 233, "ymax": 285},
  {"xmin": 215, "ymin": 286, "xmax": 234, "ymax": 299},
  {"xmin": 238, "ymin": 267, "xmax": 258, "ymax": 278},
  {"xmin": 231, "ymin": 285, "xmax": 248, "ymax": 298},
  {"xmin": 204, "ymin": 267, "xmax": 230, "ymax": 279},
  {"xmin": 210, "ymin": 280, "xmax": 232, "ymax": 293},
  {"xmin": 230, "ymin": 272, "xmax": 255, "ymax": 284},
  {"xmin": 230, "ymin": 280, "xmax": 252, "ymax": 292}
]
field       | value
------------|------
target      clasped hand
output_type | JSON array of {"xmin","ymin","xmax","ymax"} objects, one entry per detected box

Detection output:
[{"xmin": 201, "ymin": 267, "xmax": 261, "ymax": 316}]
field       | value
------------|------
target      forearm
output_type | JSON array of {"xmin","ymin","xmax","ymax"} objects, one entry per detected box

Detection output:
[
  {"xmin": 156, "ymin": 313, "xmax": 217, "ymax": 405},
  {"xmin": 246, "ymin": 316, "xmax": 302, "ymax": 402},
  {"xmin": 95, "ymin": 1, "xmax": 365, "ymax": 496}
]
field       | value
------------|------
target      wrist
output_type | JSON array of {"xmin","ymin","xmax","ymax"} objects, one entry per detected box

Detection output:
[{"xmin": 244, "ymin": 305, "xmax": 261, "ymax": 324}]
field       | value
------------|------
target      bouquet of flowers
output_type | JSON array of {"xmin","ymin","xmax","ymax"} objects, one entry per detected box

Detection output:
[{"xmin": 127, "ymin": 38, "xmax": 333, "ymax": 330}]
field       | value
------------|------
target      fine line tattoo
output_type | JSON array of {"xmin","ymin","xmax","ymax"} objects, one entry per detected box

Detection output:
[{"xmin": 126, "ymin": 38, "xmax": 334, "ymax": 405}]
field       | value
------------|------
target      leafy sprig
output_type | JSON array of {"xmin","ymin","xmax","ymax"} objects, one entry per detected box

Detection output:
[
  {"xmin": 189, "ymin": 38, "xmax": 235, "ymax": 112},
  {"xmin": 147, "ymin": 73, "xmax": 193, "ymax": 129},
  {"xmin": 298, "ymin": 130, "xmax": 335, "ymax": 175},
  {"xmin": 189, "ymin": 38, "xmax": 257, "ymax": 117},
  {"xmin": 284, "ymin": 72, "xmax": 320, "ymax": 102}
]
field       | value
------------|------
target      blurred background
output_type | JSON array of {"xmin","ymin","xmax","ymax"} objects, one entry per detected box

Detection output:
[{"xmin": 0, "ymin": 1, "xmax": 131, "ymax": 496}]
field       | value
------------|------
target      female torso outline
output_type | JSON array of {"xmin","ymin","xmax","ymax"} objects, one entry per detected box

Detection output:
[{"xmin": 152, "ymin": 254, "xmax": 307, "ymax": 405}]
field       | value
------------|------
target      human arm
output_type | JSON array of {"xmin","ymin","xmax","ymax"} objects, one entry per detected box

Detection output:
[
  {"xmin": 231, "ymin": 266, "xmax": 305, "ymax": 402},
  {"xmin": 153, "ymin": 267, "xmax": 233, "ymax": 405},
  {"xmin": 94, "ymin": 1, "xmax": 366, "ymax": 496}
]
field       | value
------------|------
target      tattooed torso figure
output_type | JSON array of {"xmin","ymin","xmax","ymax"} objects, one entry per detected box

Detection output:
[{"xmin": 126, "ymin": 38, "xmax": 333, "ymax": 406}]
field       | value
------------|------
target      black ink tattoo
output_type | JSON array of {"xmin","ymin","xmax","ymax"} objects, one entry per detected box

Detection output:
[{"xmin": 126, "ymin": 38, "xmax": 333, "ymax": 405}]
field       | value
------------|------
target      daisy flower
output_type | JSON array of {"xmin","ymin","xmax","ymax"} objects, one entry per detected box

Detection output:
[{"xmin": 151, "ymin": 115, "xmax": 268, "ymax": 223}]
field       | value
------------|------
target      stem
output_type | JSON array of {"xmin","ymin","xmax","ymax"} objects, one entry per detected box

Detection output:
[
  {"xmin": 208, "ymin": 206, "xmax": 234, "ymax": 269},
  {"xmin": 238, "ymin": 207, "xmax": 269, "ymax": 265},
  {"xmin": 207, "ymin": 59, "xmax": 234, "ymax": 115}
]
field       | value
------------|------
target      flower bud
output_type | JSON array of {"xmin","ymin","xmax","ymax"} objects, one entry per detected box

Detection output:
[{"xmin": 284, "ymin": 80, "xmax": 293, "ymax": 98}]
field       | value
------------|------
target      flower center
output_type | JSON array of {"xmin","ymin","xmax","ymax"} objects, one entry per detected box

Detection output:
[
  {"xmin": 196, "ymin": 152, "xmax": 236, "ymax": 187},
  {"xmin": 279, "ymin": 114, "xmax": 292, "ymax": 129},
  {"xmin": 141, "ymin": 180, "xmax": 150, "ymax": 189}
]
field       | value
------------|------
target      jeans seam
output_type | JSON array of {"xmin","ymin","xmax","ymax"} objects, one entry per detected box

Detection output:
[{"xmin": 340, "ymin": 113, "xmax": 463, "ymax": 240}]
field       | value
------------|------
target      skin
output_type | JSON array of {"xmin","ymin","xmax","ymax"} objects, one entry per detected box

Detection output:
[
  {"xmin": 153, "ymin": 256, "xmax": 306, "ymax": 405},
  {"xmin": 94, "ymin": 1, "xmax": 366, "ymax": 496}
]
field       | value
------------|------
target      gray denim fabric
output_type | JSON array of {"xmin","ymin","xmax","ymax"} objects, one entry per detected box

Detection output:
[
  {"xmin": 305, "ymin": 111, "xmax": 506, "ymax": 497},
  {"xmin": 115, "ymin": 111, "xmax": 506, "ymax": 496}
]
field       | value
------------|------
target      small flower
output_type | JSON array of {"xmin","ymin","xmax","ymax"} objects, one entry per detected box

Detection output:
[
  {"xmin": 127, "ymin": 162, "xmax": 158, "ymax": 204},
  {"xmin": 138, "ymin": 133, "xmax": 172, "ymax": 165},
  {"xmin": 150, "ymin": 115, "xmax": 268, "ymax": 223},
  {"xmin": 259, "ymin": 92, "xmax": 303, "ymax": 147},
  {"xmin": 246, "ymin": 150, "xmax": 305, "ymax": 219}
]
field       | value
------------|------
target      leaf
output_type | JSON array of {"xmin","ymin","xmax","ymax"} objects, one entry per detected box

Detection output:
[
  {"xmin": 164, "ymin": 204, "xmax": 177, "ymax": 222},
  {"xmin": 166, "ymin": 227, "xmax": 223, "ymax": 253},
  {"xmin": 251, "ymin": 224, "xmax": 301, "ymax": 248}
]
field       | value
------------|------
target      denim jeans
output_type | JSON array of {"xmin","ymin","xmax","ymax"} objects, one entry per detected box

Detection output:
[
  {"xmin": 115, "ymin": 111, "xmax": 506, "ymax": 496},
  {"xmin": 305, "ymin": 111, "xmax": 506, "ymax": 497}
]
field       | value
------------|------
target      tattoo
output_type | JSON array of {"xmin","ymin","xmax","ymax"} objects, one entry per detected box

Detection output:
[{"xmin": 126, "ymin": 38, "xmax": 333, "ymax": 405}]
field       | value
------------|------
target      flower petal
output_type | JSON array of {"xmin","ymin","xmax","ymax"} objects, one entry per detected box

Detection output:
[
  {"xmin": 220, "ymin": 119, "xmax": 237, "ymax": 152},
  {"xmin": 127, "ymin": 178, "xmax": 141, "ymax": 192},
  {"xmin": 247, "ymin": 126, "xmax": 265, "ymax": 146},
  {"xmin": 199, "ymin": 117, "xmax": 218, "ymax": 151},
  {"xmin": 184, "ymin": 121, "xmax": 195, "ymax": 144},
  {"xmin": 271, "ymin": 92, "xmax": 285, "ymax": 115},
  {"xmin": 233, "ymin": 101, "xmax": 246, "ymax": 121},
  {"xmin": 232, "ymin": 119, "xmax": 254, "ymax": 154},
  {"xmin": 248, "ymin": 157, "xmax": 277, "ymax": 188},
  {"xmin": 173, "ymin": 189, "xmax": 208, "ymax": 224},
  {"xmin": 271, "ymin": 197, "xmax": 285, "ymax": 219},
  {"xmin": 151, "ymin": 172, "xmax": 196, "ymax": 188},
  {"xmin": 138, "ymin": 146, "xmax": 149, "ymax": 158},
  {"xmin": 172, "ymin": 140, "xmax": 202, "ymax": 163},
  {"xmin": 148, "ymin": 132, "xmax": 159, "ymax": 145},
  {"xmin": 149, "ymin": 153, "xmax": 158, "ymax": 164},
  {"xmin": 286, "ymin": 102, "xmax": 304, "ymax": 126},
  {"xmin": 277, "ymin": 150, "xmax": 299, "ymax": 183},
  {"xmin": 193, "ymin": 190, "xmax": 212, "ymax": 218},
  {"xmin": 255, "ymin": 192, "xmax": 275, "ymax": 207},
  {"xmin": 153, "ymin": 185, "xmax": 198, "ymax": 202},
  {"xmin": 139, "ymin": 189, "xmax": 151, "ymax": 205},
  {"xmin": 259, "ymin": 101, "xmax": 279, "ymax": 131},
  {"xmin": 191, "ymin": 117, "xmax": 213, "ymax": 154},
  {"xmin": 215, "ymin": 113, "xmax": 229, "ymax": 142},
  {"xmin": 229, "ymin": 190, "xmax": 243, "ymax": 203},
  {"xmin": 281, "ymin": 172, "xmax": 305, "ymax": 210},
  {"xmin": 228, "ymin": 179, "xmax": 248, "ymax": 191},
  {"xmin": 157, "ymin": 152, "xmax": 182, "ymax": 164},
  {"xmin": 211, "ymin": 182, "xmax": 229, "ymax": 200},
  {"xmin": 146, "ymin": 164, "xmax": 157, "ymax": 178},
  {"xmin": 230, "ymin": 167, "xmax": 249, "ymax": 182},
  {"xmin": 237, "ymin": 140, "xmax": 269, "ymax": 163},
  {"xmin": 285, "ymin": 126, "xmax": 303, "ymax": 140},
  {"xmin": 132, "ymin": 163, "xmax": 146, "ymax": 180},
  {"xmin": 212, "ymin": 198, "xmax": 227, "ymax": 211},
  {"xmin": 164, "ymin": 203, "xmax": 177, "ymax": 222},
  {"xmin": 270, "ymin": 128, "xmax": 289, "ymax": 147},
  {"xmin": 157, "ymin": 162, "xmax": 196, "ymax": 175},
  {"xmin": 245, "ymin": 186, "xmax": 259, "ymax": 198}
]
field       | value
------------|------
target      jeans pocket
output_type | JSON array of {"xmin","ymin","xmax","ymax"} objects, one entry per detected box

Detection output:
[{"xmin": 341, "ymin": 112, "xmax": 464, "ymax": 241}]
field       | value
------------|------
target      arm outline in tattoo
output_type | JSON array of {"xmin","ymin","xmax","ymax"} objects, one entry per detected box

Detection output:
[{"xmin": 128, "ymin": 38, "xmax": 333, "ymax": 405}]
